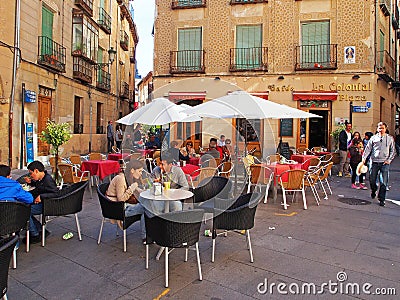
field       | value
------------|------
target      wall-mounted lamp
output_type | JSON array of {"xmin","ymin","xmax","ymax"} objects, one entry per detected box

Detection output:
[
  {"xmin": 352, "ymin": 74, "xmax": 360, "ymax": 79},
  {"xmin": 214, "ymin": 76, "xmax": 220, "ymax": 81},
  {"xmin": 278, "ymin": 75, "xmax": 285, "ymax": 80},
  {"xmin": 108, "ymin": 47, "xmax": 117, "ymax": 65}
]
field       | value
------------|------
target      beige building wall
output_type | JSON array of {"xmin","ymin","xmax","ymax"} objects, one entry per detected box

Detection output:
[{"xmin": 153, "ymin": 0, "xmax": 400, "ymax": 153}]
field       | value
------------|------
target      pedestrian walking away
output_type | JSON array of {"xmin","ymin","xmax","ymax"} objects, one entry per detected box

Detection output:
[{"xmin": 107, "ymin": 120, "xmax": 115, "ymax": 153}]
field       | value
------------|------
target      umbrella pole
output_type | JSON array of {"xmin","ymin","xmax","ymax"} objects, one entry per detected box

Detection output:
[{"xmin": 234, "ymin": 119, "xmax": 238, "ymax": 195}]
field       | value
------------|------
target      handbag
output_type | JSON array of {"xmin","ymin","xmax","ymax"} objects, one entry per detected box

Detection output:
[
  {"xmin": 118, "ymin": 130, "xmax": 123, "ymax": 140},
  {"xmin": 126, "ymin": 193, "xmax": 138, "ymax": 204}
]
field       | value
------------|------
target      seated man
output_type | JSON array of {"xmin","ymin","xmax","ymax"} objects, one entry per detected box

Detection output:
[
  {"xmin": 200, "ymin": 138, "xmax": 221, "ymax": 167},
  {"xmin": 25, "ymin": 161, "xmax": 59, "ymax": 243},
  {"xmin": 0, "ymin": 164, "xmax": 33, "ymax": 204},
  {"xmin": 145, "ymin": 135, "xmax": 160, "ymax": 149}
]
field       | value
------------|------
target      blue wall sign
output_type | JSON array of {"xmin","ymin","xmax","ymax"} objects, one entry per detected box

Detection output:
[
  {"xmin": 25, "ymin": 123, "xmax": 34, "ymax": 163},
  {"xmin": 24, "ymin": 90, "xmax": 36, "ymax": 103},
  {"xmin": 366, "ymin": 101, "xmax": 372, "ymax": 108},
  {"xmin": 352, "ymin": 106, "xmax": 369, "ymax": 113}
]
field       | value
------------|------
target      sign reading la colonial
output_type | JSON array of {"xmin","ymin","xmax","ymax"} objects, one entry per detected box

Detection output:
[{"xmin": 267, "ymin": 81, "xmax": 373, "ymax": 102}]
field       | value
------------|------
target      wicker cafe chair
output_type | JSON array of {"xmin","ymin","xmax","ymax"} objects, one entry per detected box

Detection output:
[
  {"xmin": 88, "ymin": 152, "xmax": 102, "ymax": 161},
  {"xmin": 144, "ymin": 209, "xmax": 204, "ymax": 288},
  {"xmin": 211, "ymin": 192, "xmax": 262, "ymax": 263},
  {"xmin": 49, "ymin": 156, "xmax": 62, "ymax": 173},
  {"xmin": 0, "ymin": 236, "xmax": 19, "ymax": 300},
  {"xmin": 277, "ymin": 169, "xmax": 307, "ymax": 210},
  {"xmin": 247, "ymin": 165, "xmax": 274, "ymax": 203},
  {"xmin": 187, "ymin": 167, "xmax": 218, "ymax": 189},
  {"xmin": 0, "ymin": 201, "xmax": 31, "ymax": 269},
  {"xmin": 304, "ymin": 166, "xmax": 323, "ymax": 206},
  {"xmin": 301, "ymin": 157, "xmax": 321, "ymax": 171},
  {"xmin": 40, "ymin": 180, "xmax": 88, "ymax": 246},
  {"xmin": 58, "ymin": 163, "xmax": 90, "ymax": 184},
  {"xmin": 69, "ymin": 154, "xmax": 82, "ymax": 167},
  {"xmin": 266, "ymin": 154, "xmax": 281, "ymax": 164},
  {"xmin": 217, "ymin": 161, "xmax": 234, "ymax": 178},
  {"xmin": 297, "ymin": 147, "xmax": 311, "ymax": 154},
  {"xmin": 97, "ymin": 183, "xmax": 142, "ymax": 252},
  {"xmin": 317, "ymin": 162, "xmax": 333, "ymax": 200}
]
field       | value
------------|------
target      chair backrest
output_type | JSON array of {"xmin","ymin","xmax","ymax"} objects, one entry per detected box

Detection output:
[
  {"xmin": 49, "ymin": 156, "xmax": 61, "ymax": 173},
  {"xmin": 311, "ymin": 146, "xmax": 322, "ymax": 153},
  {"xmin": 200, "ymin": 157, "xmax": 219, "ymax": 168},
  {"xmin": 242, "ymin": 155, "xmax": 255, "ymax": 176},
  {"xmin": 319, "ymin": 153, "xmax": 333, "ymax": 166},
  {"xmin": 213, "ymin": 192, "xmax": 262, "ymax": 231},
  {"xmin": 302, "ymin": 157, "xmax": 320, "ymax": 171},
  {"xmin": 192, "ymin": 176, "xmax": 232, "ymax": 203},
  {"xmin": 198, "ymin": 167, "xmax": 218, "ymax": 183},
  {"xmin": 297, "ymin": 147, "xmax": 310, "ymax": 154},
  {"xmin": 319, "ymin": 162, "xmax": 333, "ymax": 181},
  {"xmin": 281, "ymin": 169, "xmax": 306, "ymax": 190},
  {"xmin": 69, "ymin": 154, "xmax": 82, "ymax": 166},
  {"xmin": 41, "ymin": 181, "xmax": 88, "ymax": 216},
  {"xmin": 267, "ymin": 154, "xmax": 281, "ymax": 163},
  {"xmin": 89, "ymin": 152, "xmax": 102, "ymax": 160},
  {"xmin": 97, "ymin": 182, "xmax": 125, "ymax": 220},
  {"xmin": 249, "ymin": 165, "xmax": 273, "ymax": 185},
  {"xmin": 58, "ymin": 163, "xmax": 76, "ymax": 184},
  {"xmin": 218, "ymin": 161, "xmax": 233, "ymax": 178},
  {"xmin": 0, "ymin": 235, "xmax": 19, "ymax": 298},
  {"xmin": 0, "ymin": 201, "xmax": 31, "ymax": 236},
  {"xmin": 144, "ymin": 209, "xmax": 204, "ymax": 248}
]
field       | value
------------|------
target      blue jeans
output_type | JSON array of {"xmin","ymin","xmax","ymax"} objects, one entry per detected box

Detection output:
[
  {"xmin": 29, "ymin": 203, "xmax": 43, "ymax": 237},
  {"xmin": 125, "ymin": 203, "xmax": 146, "ymax": 239},
  {"xmin": 369, "ymin": 162, "xmax": 389, "ymax": 201}
]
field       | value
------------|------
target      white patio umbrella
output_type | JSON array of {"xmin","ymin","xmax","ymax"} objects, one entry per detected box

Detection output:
[
  {"xmin": 183, "ymin": 90, "xmax": 321, "ymax": 119},
  {"xmin": 116, "ymin": 97, "xmax": 201, "ymax": 125}
]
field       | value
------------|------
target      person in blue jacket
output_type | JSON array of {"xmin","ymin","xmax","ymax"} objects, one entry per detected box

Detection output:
[{"xmin": 0, "ymin": 164, "xmax": 33, "ymax": 204}]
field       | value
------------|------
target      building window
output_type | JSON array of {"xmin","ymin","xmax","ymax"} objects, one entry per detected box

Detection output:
[
  {"xmin": 72, "ymin": 9, "xmax": 99, "ymax": 63},
  {"xmin": 172, "ymin": 0, "xmax": 206, "ymax": 9},
  {"xmin": 231, "ymin": 25, "xmax": 267, "ymax": 71},
  {"xmin": 74, "ymin": 96, "xmax": 83, "ymax": 134}
]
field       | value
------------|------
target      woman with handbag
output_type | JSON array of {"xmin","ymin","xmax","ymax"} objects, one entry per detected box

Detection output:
[
  {"xmin": 106, "ymin": 159, "xmax": 146, "ymax": 242},
  {"xmin": 115, "ymin": 124, "xmax": 123, "ymax": 150}
]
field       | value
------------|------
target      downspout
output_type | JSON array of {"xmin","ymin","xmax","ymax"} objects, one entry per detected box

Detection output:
[
  {"xmin": 9, "ymin": 0, "xmax": 21, "ymax": 167},
  {"xmin": 374, "ymin": 0, "xmax": 378, "ymax": 73}
]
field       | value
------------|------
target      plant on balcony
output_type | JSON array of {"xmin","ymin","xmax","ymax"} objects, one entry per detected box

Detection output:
[{"xmin": 39, "ymin": 120, "xmax": 72, "ymax": 183}]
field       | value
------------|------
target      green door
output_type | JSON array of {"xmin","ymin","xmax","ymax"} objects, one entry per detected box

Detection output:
[{"xmin": 41, "ymin": 6, "xmax": 53, "ymax": 56}]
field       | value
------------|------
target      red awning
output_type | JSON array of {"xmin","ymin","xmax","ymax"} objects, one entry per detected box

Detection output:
[
  {"xmin": 293, "ymin": 91, "xmax": 338, "ymax": 101},
  {"xmin": 250, "ymin": 91, "xmax": 269, "ymax": 100},
  {"xmin": 168, "ymin": 91, "xmax": 207, "ymax": 101}
]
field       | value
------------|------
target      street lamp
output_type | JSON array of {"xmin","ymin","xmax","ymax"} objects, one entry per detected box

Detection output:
[{"xmin": 108, "ymin": 47, "xmax": 117, "ymax": 65}]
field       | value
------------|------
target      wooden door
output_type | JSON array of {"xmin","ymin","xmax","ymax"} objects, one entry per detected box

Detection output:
[{"xmin": 38, "ymin": 95, "xmax": 52, "ymax": 155}]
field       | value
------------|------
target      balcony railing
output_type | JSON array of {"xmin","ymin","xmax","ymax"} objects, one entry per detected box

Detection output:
[
  {"xmin": 229, "ymin": 47, "xmax": 268, "ymax": 71},
  {"xmin": 295, "ymin": 44, "xmax": 337, "ymax": 70},
  {"xmin": 73, "ymin": 57, "xmax": 92, "ymax": 83},
  {"xmin": 98, "ymin": 7, "xmax": 111, "ymax": 34},
  {"xmin": 120, "ymin": 82, "xmax": 129, "ymax": 98},
  {"xmin": 170, "ymin": 50, "xmax": 205, "ymax": 73},
  {"xmin": 74, "ymin": 0, "xmax": 93, "ymax": 16},
  {"xmin": 96, "ymin": 65, "xmax": 111, "ymax": 91},
  {"xmin": 376, "ymin": 50, "xmax": 396, "ymax": 82},
  {"xmin": 120, "ymin": 30, "xmax": 129, "ymax": 51},
  {"xmin": 130, "ymin": 47, "xmax": 135, "ymax": 63},
  {"xmin": 230, "ymin": 0, "xmax": 268, "ymax": 4},
  {"xmin": 171, "ymin": 0, "xmax": 206, "ymax": 9},
  {"xmin": 37, "ymin": 36, "xmax": 66, "ymax": 73},
  {"xmin": 379, "ymin": 0, "xmax": 391, "ymax": 16}
]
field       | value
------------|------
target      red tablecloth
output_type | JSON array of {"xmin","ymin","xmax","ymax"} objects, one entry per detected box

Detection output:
[
  {"xmin": 107, "ymin": 153, "xmax": 130, "ymax": 161},
  {"xmin": 180, "ymin": 164, "xmax": 200, "ymax": 178},
  {"xmin": 81, "ymin": 160, "xmax": 120, "ymax": 180},
  {"xmin": 135, "ymin": 149, "xmax": 156, "ymax": 158},
  {"xmin": 290, "ymin": 154, "xmax": 318, "ymax": 164},
  {"xmin": 263, "ymin": 162, "xmax": 303, "ymax": 184},
  {"xmin": 189, "ymin": 157, "xmax": 200, "ymax": 166}
]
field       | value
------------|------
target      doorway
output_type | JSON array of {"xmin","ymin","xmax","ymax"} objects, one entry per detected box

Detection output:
[
  {"xmin": 308, "ymin": 110, "xmax": 328, "ymax": 149},
  {"xmin": 38, "ymin": 95, "xmax": 52, "ymax": 155}
]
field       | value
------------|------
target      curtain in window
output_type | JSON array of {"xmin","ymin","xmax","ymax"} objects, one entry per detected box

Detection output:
[
  {"xmin": 301, "ymin": 21, "xmax": 330, "ymax": 68},
  {"xmin": 235, "ymin": 25, "xmax": 262, "ymax": 69},
  {"xmin": 178, "ymin": 27, "xmax": 202, "ymax": 71}
]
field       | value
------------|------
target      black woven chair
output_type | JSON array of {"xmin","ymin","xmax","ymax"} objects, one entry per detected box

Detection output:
[
  {"xmin": 0, "ymin": 236, "xmax": 19, "ymax": 300},
  {"xmin": 0, "ymin": 201, "xmax": 31, "ymax": 268},
  {"xmin": 97, "ymin": 183, "xmax": 142, "ymax": 252},
  {"xmin": 40, "ymin": 180, "xmax": 88, "ymax": 246},
  {"xmin": 144, "ymin": 209, "xmax": 204, "ymax": 288},
  {"xmin": 193, "ymin": 176, "xmax": 232, "ymax": 213},
  {"xmin": 211, "ymin": 192, "xmax": 262, "ymax": 263}
]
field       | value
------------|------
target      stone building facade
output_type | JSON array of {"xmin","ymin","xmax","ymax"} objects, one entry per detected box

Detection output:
[
  {"xmin": 0, "ymin": 0, "xmax": 137, "ymax": 168},
  {"xmin": 152, "ymin": 0, "xmax": 400, "ymax": 154}
]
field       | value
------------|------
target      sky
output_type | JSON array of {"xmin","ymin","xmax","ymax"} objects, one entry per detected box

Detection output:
[{"xmin": 132, "ymin": 0, "xmax": 155, "ymax": 78}]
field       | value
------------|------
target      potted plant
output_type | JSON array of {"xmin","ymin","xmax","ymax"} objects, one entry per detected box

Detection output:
[
  {"xmin": 330, "ymin": 124, "xmax": 346, "ymax": 164},
  {"xmin": 40, "ymin": 120, "xmax": 72, "ymax": 183}
]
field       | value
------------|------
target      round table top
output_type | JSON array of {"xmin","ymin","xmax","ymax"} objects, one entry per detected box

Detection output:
[{"xmin": 139, "ymin": 188, "xmax": 193, "ymax": 202}]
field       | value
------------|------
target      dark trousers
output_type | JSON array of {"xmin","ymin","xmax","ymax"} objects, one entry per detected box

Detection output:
[
  {"xmin": 350, "ymin": 162, "xmax": 364, "ymax": 184},
  {"xmin": 370, "ymin": 162, "xmax": 389, "ymax": 201},
  {"xmin": 107, "ymin": 137, "xmax": 114, "ymax": 153},
  {"xmin": 116, "ymin": 141, "xmax": 122, "ymax": 150}
]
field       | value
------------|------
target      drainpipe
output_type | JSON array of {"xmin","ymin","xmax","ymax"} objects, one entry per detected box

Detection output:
[
  {"xmin": 88, "ymin": 88, "xmax": 92, "ymax": 153},
  {"xmin": 9, "ymin": 0, "xmax": 21, "ymax": 167},
  {"xmin": 374, "ymin": 0, "xmax": 378, "ymax": 73}
]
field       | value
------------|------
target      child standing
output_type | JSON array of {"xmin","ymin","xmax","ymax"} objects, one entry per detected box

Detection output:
[{"xmin": 349, "ymin": 138, "xmax": 367, "ymax": 189}]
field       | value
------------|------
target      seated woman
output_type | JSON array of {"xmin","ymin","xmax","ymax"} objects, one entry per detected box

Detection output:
[
  {"xmin": 181, "ymin": 141, "xmax": 196, "ymax": 159},
  {"xmin": 106, "ymin": 159, "xmax": 146, "ymax": 242}
]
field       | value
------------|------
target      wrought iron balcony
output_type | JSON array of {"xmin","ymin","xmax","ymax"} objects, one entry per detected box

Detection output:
[
  {"xmin": 171, "ymin": 0, "xmax": 206, "ymax": 9},
  {"xmin": 170, "ymin": 50, "xmax": 205, "ymax": 73},
  {"xmin": 37, "ymin": 36, "xmax": 66, "ymax": 73},
  {"xmin": 98, "ymin": 7, "xmax": 111, "ymax": 34},
  {"xmin": 96, "ymin": 65, "xmax": 111, "ymax": 91},
  {"xmin": 229, "ymin": 47, "xmax": 268, "ymax": 71},
  {"xmin": 295, "ymin": 44, "xmax": 337, "ymax": 70},
  {"xmin": 74, "ymin": 0, "xmax": 93, "ymax": 16},
  {"xmin": 73, "ymin": 57, "xmax": 92, "ymax": 83},
  {"xmin": 230, "ymin": 0, "xmax": 268, "ymax": 4},
  {"xmin": 120, "ymin": 82, "xmax": 129, "ymax": 99},
  {"xmin": 379, "ymin": 0, "xmax": 391, "ymax": 16},
  {"xmin": 376, "ymin": 50, "xmax": 395, "ymax": 82},
  {"xmin": 120, "ymin": 30, "xmax": 129, "ymax": 51}
]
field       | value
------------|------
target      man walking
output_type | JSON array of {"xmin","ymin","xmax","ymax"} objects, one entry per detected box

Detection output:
[
  {"xmin": 107, "ymin": 120, "xmax": 114, "ymax": 153},
  {"xmin": 362, "ymin": 122, "xmax": 396, "ymax": 207},
  {"xmin": 338, "ymin": 122, "xmax": 352, "ymax": 177}
]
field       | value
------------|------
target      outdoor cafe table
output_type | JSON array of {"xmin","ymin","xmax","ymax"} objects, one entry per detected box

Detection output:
[
  {"xmin": 180, "ymin": 163, "xmax": 200, "ymax": 179},
  {"xmin": 81, "ymin": 160, "xmax": 120, "ymax": 181},
  {"xmin": 107, "ymin": 153, "xmax": 130, "ymax": 161},
  {"xmin": 189, "ymin": 157, "xmax": 200, "ymax": 166},
  {"xmin": 139, "ymin": 188, "xmax": 193, "ymax": 213}
]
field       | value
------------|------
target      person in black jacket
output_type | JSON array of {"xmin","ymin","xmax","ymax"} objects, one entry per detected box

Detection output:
[
  {"xmin": 24, "ymin": 161, "xmax": 59, "ymax": 243},
  {"xmin": 338, "ymin": 122, "xmax": 352, "ymax": 177}
]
